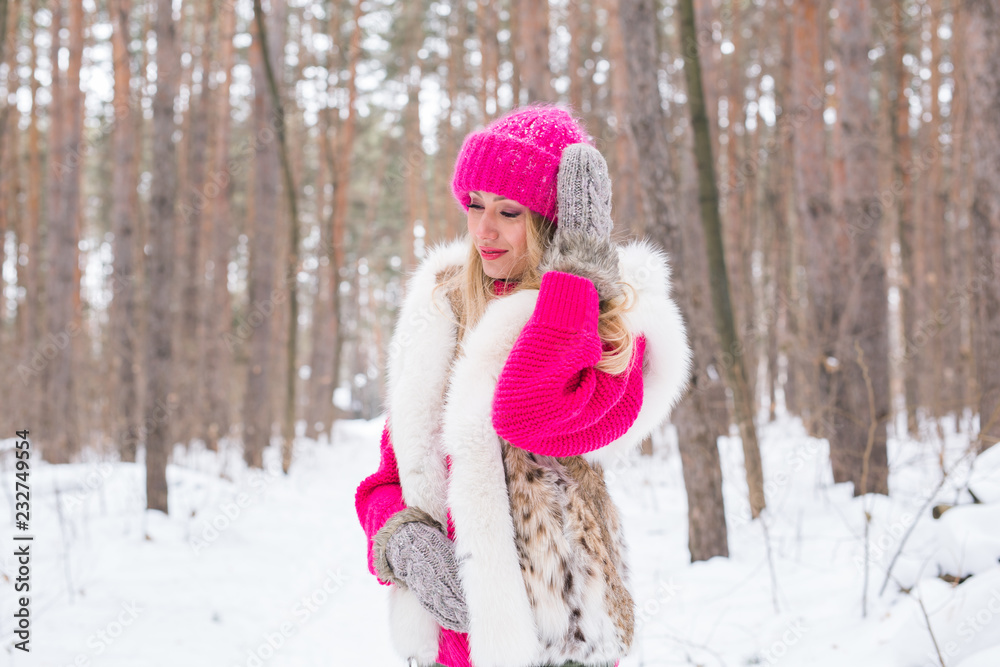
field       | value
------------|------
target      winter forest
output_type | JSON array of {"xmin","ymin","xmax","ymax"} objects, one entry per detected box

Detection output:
[{"xmin": 0, "ymin": 0, "xmax": 999, "ymax": 664}]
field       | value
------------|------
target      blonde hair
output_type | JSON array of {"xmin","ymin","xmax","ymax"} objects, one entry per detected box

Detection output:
[{"xmin": 433, "ymin": 210, "xmax": 638, "ymax": 376}]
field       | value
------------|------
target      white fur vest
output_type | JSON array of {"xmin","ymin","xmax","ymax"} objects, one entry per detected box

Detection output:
[{"xmin": 384, "ymin": 236, "xmax": 691, "ymax": 667}]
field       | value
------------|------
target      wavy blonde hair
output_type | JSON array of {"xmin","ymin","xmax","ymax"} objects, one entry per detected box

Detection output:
[{"xmin": 433, "ymin": 210, "xmax": 638, "ymax": 375}]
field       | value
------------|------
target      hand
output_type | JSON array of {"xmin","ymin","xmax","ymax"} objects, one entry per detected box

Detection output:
[
  {"xmin": 374, "ymin": 507, "xmax": 470, "ymax": 633},
  {"xmin": 540, "ymin": 143, "xmax": 624, "ymax": 303}
]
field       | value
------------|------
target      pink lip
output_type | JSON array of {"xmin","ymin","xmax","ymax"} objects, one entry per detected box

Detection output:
[{"xmin": 479, "ymin": 248, "xmax": 508, "ymax": 260}]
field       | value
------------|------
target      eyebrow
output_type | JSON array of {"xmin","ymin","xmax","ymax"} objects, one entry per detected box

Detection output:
[{"xmin": 469, "ymin": 191, "xmax": 508, "ymax": 202}]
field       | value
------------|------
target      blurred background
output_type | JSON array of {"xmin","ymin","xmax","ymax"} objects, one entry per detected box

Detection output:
[{"xmin": 0, "ymin": 0, "xmax": 999, "ymax": 665}]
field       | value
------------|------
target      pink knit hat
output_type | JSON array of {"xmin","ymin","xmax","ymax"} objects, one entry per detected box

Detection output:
[{"xmin": 451, "ymin": 104, "xmax": 593, "ymax": 225}]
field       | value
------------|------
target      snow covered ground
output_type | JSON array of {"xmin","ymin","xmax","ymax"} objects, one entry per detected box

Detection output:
[{"xmin": 0, "ymin": 412, "xmax": 998, "ymax": 667}]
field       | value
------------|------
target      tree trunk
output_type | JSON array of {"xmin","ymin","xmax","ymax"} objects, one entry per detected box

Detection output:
[
  {"xmin": 476, "ymin": 0, "xmax": 499, "ymax": 118},
  {"xmin": 508, "ymin": 0, "xmax": 521, "ymax": 107},
  {"xmin": 764, "ymin": 153, "xmax": 784, "ymax": 422},
  {"xmin": 305, "ymin": 43, "xmax": 332, "ymax": 442},
  {"xmin": 321, "ymin": 0, "xmax": 363, "ymax": 441},
  {"xmin": 948, "ymin": 6, "xmax": 975, "ymax": 415},
  {"xmin": 42, "ymin": 0, "xmax": 84, "ymax": 463},
  {"xmin": 37, "ymin": 0, "xmax": 64, "ymax": 456},
  {"xmin": 0, "ymin": 0, "xmax": 18, "ymax": 399},
  {"xmin": 252, "ymin": 0, "xmax": 297, "ymax": 472},
  {"xmin": 0, "ymin": 0, "xmax": 16, "ymax": 361},
  {"xmin": 17, "ymin": 0, "xmax": 42, "ymax": 432},
  {"xmin": 202, "ymin": 0, "xmax": 237, "ymax": 452},
  {"xmin": 402, "ymin": 0, "xmax": 426, "ymax": 270},
  {"xmin": 442, "ymin": 0, "xmax": 467, "ymax": 237},
  {"xmin": 567, "ymin": 0, "xmax": 583, "ymax": 112},
  {"xmin": 519, "ymin": 0, "xmax": 550, "ymax": 102},
  {"xmin": 790, "ymin": 0, "xmax": 835, "ymax": 438},
  {"xmin": 830, "ymin": 0, "xmax": 890, "ymax": 494},
  {"xmin": 605, "ymin": 0, "xmax": 641, "ymax": 236},
  {"xmin": 304, "ymin": 0, "xmax": 344, "ymax": 441},
  {"xmin": 677, "ymin": 0, "xmax": 766, "ymax": 518},
  {"xmin": 889, "ymin": 0, "xmax": 919, "ymax": 435},
  {"xmin": 304, "ymin": 212, "xmax": 329, "ymax": 440},
  {"xmin": 723, "ymin": 2, "xmax": 751, "ymax": 398},
  {"xmin": 937, "ymin": 0, "xmax": 965, "ymax": 419},
  {"xmin": 176, "ymin": 0, "xmax": 216, "ymax": 448},
  {"xmin": 109, "ymin": 0, "xmax": 141, "ymax": 462},
  {"xmin": 146, "ymin": 0, "xmax": 180, "ymax": 511},
  {"xmin": 0, "ymin": 0, "xmax": 10, "ymax": 69},
  {"xmin": 620, "ymin": 0, "xmax": 729, "ymax": 560},
  {"xmin": 965, "ymin": 0, "xmax": 1000, "ymax": 450},
  {"xmin": 923, "ymin": 0, "xmax": 956, "ymax": 420},
  {"xmin": 776, "ymin": 4, "xmax": 807, "ymax": 423},
  {"xmin": 692, "ymin": 0, "xmax": 720, "ymax": 147},
  {"xmin": 242, "ymin": 0, "xmax": 285, "ymax": 468}
]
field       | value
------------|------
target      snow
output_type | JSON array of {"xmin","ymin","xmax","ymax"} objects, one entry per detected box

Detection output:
[
  {"xmin": 969, "ymin": 445, "xmax": 1000, "ymax": 503},
  {"xmin": 1, "ymin": 413, "xmax": 998, "ymax": 666},
  {"xmin": 957, "ymin": 645, "xmax": 1000, "ymax": 667}
]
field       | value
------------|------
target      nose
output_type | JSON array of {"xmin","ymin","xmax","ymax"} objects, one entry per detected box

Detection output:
[{"xmin": 475, "ymin": 207, "xmax": 498, "ymax": 241}]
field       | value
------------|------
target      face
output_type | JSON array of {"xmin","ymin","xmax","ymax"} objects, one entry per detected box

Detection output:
[{"xmin": 466, "ymin": 191, "xmax": 530, "ymax": 281}]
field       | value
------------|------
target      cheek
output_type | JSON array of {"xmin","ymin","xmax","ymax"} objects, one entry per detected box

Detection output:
[{"xmin": 512, "ymin": 225, "xmax": 528, "ymax": 257}]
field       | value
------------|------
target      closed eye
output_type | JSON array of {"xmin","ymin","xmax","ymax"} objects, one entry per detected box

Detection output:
[{"xmin": 469, "ymin": 202, "xmax": 520, "ymax": 218}]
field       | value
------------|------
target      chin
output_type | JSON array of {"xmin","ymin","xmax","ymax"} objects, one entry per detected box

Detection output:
[
  {"xmin": 480, "ymin": 264, "xmax": 502, "ymax": 280},
  {"xmin": 480, "ymin": 256, "xmax": 522, "ymax": 281},
  {"xmin": 486, "ymin": 266, "xmax": 515, "ymax": 280}
]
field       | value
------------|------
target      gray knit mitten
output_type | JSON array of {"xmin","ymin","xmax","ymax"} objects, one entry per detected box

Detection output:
[
  {"xmin": 540, "ymin": 143, "xmax": 624, "ymax": 303},
  {"xmin": 373, "ymin": 507, "xmax": 470, "ymax": 633}
]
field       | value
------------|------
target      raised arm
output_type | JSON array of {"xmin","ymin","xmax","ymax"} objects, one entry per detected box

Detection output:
[{"xmin": 491, "ymin": 270, "xmax": 645, "ymax": 458}]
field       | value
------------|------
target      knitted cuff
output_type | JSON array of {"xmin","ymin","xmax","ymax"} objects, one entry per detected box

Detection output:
[
  {"xmin": 373, "ymin": 506, "xmax": 446, "ymax": 588},
  {"xmin": 534, "ymin": 271, "xmax": 600, "ymax": 332}
]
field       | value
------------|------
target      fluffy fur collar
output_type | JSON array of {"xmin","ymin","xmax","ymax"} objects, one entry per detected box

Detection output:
[{"xmin": 383, "ymin": 235, "xmax": 691, "ymax": 667}]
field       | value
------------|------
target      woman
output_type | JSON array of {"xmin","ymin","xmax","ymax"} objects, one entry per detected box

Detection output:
[{"xmin": 355, "ymin": 104, "xmax": 692, "ymax": 667}]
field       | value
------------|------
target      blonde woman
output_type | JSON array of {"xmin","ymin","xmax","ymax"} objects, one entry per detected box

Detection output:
[{"xmin": 355, "ymin": 104, "xmax": 692, "ymax": 667}]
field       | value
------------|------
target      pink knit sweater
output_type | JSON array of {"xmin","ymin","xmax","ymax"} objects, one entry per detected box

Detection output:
[{"xmin": 355, "ymin": 271, "xmax": 642, "ymax": 667}]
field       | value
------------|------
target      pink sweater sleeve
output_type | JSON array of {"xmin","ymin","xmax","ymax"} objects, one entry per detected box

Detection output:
[
  {"xmin": 491, "ymin": 270, "xmax": 646, "ymax": 457},
  {"xmin": 354, "ymin": 416, "xmax": 408, "ymax": 586}
]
